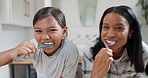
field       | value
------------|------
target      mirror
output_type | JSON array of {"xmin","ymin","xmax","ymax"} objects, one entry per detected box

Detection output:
[
  {"xmin": 79, "ymin": 0, "xmax": 97, "ymax": 26},
  {"xmin": 51, "ymin": 0, "xmax": 97, "ymax": 26}
]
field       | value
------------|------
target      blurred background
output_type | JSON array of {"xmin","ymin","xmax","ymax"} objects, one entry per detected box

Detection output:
[{"xmin": 0, "ymin": 0, "xmax": 147, "ymax": 78}]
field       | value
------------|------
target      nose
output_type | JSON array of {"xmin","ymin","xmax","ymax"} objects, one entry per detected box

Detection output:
[
  {"xmin": 106, "ymin": 29, "xmax": 115, "ymax": 38},
  {"xmin": 42, "ymin": 33, "xmax": 50, "ymax": 40}
]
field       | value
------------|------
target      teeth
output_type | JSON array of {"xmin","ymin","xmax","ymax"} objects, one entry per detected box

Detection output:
[
  {"xmin": 43, "ymin": 43, "xmax": 51, "ymax": 45},
  {"xmin": 105, "ymin": 40, "xmax": 115, "ymax": 45}
]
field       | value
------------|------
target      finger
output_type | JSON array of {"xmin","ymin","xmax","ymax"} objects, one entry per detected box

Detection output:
[
  {"xmin": 101, "ymin": 48, "xmax": 113, "ymax": 57},
  {"xmin": 30, "ymin": 43, "xmax": 38, "ymax": 52},
  {"xmin": 95, "ymin": 48, "xmax": 108, "ymax": 61},
  {"xmin": 30, "ymin": 41, "xmax": 38, "ymax": 52},
  {"xmin": 107, "ymin": 48, "xmax": 113, "ymax": 53},
  {"xmin": 23, "ymin": 40, "xmax": 38, "ymax": 52},
  {"xmin": 25, "ymin": 44, "xmax": 36, "ymax": 53},
  {"xmin": 106, "ymin": 51, "xmax": 113, "ymax": 57},
  {"xmin": 26, "ymin": 42, "xmax": 38, "ymax": 52},
  {"xmin": 95, "ymin": 48, "xmax": 113, "ymax": 64},
  {"xmin": 33, "ymin": 44, "xmax": 38, "ymax": 52},
  {"xmin": 25, "ymin": 47, "xmax": 33, "ymax": 55},
  {"xmin": 105, "ymin": 57, "xmax": 114, "ymax": 65},
  {"xmin": 18, "ymin": 48, "xmax": 30, "ymax": 56},
  {"xmin": 103, "ymin": 57, "xmax": 113, "ymax": 72},
  {"xmin": 19, "ymin": 44, "xmax": 36, "ymax": 56}
]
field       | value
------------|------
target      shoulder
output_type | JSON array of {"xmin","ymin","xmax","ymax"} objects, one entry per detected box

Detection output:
[
  {"xmin": 82, "ymin": 38, "xmax": 96, "ymax": 76},
  {"xmin": 142, "ymin": 41, "xmax": 148, "ymax": 64},
  {"xmin": 64, "ymin": 39, "xmax": 78, "ymax": 49},
  {"xmin": 142, "ymin": 41, "xmax": 148, "ymax": 55},
  {"xmin": 142, "ymin": 41, "xmax": 148, "ymax": 52},
  {"xmin": 83, "ymin": 37, "xmax": 98, "ymax": 59},
  {"xmin": 62, "ymin": 39, "xmax": 79, "ymax": 56}
]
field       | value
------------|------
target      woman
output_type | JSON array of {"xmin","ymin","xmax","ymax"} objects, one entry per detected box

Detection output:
[{"xmin": 82, "ymin": 5, "xmax": 148, "ymax": 78}]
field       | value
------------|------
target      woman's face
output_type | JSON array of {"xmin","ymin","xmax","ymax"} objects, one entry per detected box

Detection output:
[
  {"xmin": 101, "ymin": 13, "xmax": 132, "ymax": 53},
  {"xmin": 34, "ymin": 16, "xmax": 67, "ymax": 56}
]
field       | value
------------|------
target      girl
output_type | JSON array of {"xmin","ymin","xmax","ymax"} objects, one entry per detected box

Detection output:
[{"xmin": 0, "ymin": 7, "xmax": 79, "ymax": 78}]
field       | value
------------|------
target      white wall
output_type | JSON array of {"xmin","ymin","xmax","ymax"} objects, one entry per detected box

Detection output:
[
  {"xmin": 0, "ymin": 0, "xmax": 148, "ymax": 78},
  {"xmin": 60, "ymin": 0, "xmax": 82, "ymax": 27},
  {"xmin": 59, "ymin": 0, "xmax": 148, "ymax": 44},
  {"xmin": 59, "ymin": 0, "xmax": 146, "ymax": 27},
  {"xmin": 0, "ymin": 26, "xmax": 29, "ymax": 78}
]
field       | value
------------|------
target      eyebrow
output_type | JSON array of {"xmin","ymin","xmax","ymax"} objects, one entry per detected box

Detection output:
[
  {"xmin": 103, "ymin": 23, "xmax": 125, "ymax": 26},
  {"xmin": 116, "ymin": 23, "xmax": 125, "ymax": 26},
  {"xmin": 34, "ymin": 26, "xmax": 58, "ymax": 29}
]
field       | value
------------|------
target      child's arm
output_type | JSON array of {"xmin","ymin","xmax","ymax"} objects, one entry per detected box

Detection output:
[
  {"xmin": 0, "ymin": 40, "xmax": 38, "ymax": 67},
  {"xmin": 0, "ymin": 49, "xmax": 14, "ymax": 66}
]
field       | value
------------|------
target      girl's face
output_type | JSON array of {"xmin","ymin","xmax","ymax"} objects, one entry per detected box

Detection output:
[
  {"xmin": 34, "ymin": 16, "xmax": 67, "ymax": 56},
  {"xmin": 101, "ymin": 13, "xmax": 132, "ymax": 53}
]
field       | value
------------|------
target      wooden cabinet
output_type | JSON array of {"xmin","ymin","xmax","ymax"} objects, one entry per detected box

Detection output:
[{"xmin": 0, "ymin": 0, "xmax": 44, "ymax": 27}]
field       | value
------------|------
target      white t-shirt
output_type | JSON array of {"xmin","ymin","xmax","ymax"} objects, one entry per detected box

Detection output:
[{"xmin": 13, "ymin": 39, "xmax": 79, "ymax": 78}]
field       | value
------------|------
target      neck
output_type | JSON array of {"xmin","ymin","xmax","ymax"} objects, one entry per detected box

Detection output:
[{"xmin": 113, "ymin": 48, "xmax": 124, "ymax": 59}]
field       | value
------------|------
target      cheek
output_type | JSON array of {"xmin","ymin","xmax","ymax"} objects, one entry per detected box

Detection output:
[
  {"xmin": 53, "ymin": 31, "xmax": 64, "ymax": 38},
  {"xmin": 52, "ymin": 34, "xmax": 61, "ymax": 37},
  {"xmin": 101, "ymin": 32, "xmax": 105, "ymax": 39},
  {"xmin": 50, "ymin": 33, "xmax": 63, "ymax": 42},
  {"xmin": 34, "ymin": 34, "xmax": 39, "ymax": 39},
  {"xmin": 118, "ymin": 33, "xmax": 129, "ymax": 44},
  {"xmin": 34, "ymin": 34, "xmax": 41, "ymax": 44}
]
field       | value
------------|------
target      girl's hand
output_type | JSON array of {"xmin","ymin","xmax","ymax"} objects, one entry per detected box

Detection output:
[
  {"xmin": 10, "ymin": 40, "xmax": 38, "ymax": 58},
  {"xmin": 91, "ymin": 48, "xmax": 114, "ymax": 78}
]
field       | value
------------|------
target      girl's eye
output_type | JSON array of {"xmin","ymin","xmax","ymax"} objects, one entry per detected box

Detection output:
[
  {"xmin": 49, "ymin": 29, "xmax": 57, "ymax": 32},
  {"xmin": 35, "ymin": 30, "xmax": 42, "ymax": 32}
]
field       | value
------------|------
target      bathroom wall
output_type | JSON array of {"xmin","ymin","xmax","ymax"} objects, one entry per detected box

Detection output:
[
  {"xmin": 57, "ymin": 0, "xmax": 148, "ymax": 44},
  {"xmin": 0, "ymin": 0, "xmax": 148, "ymax": 78},
  {"xmin": 0, "ymin": 24, "xmax": 29, "ymax": 78}
]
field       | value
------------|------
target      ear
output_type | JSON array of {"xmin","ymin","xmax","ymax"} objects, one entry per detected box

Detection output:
[
  {"xmin": 62, "ymin": 26, "xmax": 68, "ymax": 39},
  {"xmin": 128, "ymin": 29, "xmax": 134, "ymax": 38}
]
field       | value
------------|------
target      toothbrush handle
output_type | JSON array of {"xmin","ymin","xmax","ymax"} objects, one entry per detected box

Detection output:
[
  {"xmin": 38, "ymin": 43, "xmax": 55, "ymax": 49},
  {"xmin": 104, "ymin": 41, "xmax": 109, "ymax": 48}
]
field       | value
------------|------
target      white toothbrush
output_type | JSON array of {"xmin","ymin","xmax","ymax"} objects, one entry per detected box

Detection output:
[{"xmin": 104, "ymin": 40, "xmax": 109, "ymax": 48}]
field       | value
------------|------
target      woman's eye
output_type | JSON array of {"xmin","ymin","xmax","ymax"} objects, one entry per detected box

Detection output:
[
  {"xmin": 102, "ymin": 26, "xmax": 109, "ymax": 29},
  {"xmin": 116, "ymin": 27, "xmax": 124, "ymax": 30}
]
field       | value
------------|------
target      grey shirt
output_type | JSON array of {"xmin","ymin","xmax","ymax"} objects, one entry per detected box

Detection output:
[
  {"xmin": 82, "ymin": 40, "xmax": 148, "ymax": 78},
  {"xmin": 13, "ymin": 39, "xmax": 79, "ymax": 78}
]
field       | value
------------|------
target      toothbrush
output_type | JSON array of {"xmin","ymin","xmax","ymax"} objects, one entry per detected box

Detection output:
[
  {"xmin": 103, "ymin": 40, "xmax": 109, "ymax": 48},
  {"xmin": 38, "ymin": 42, "xmax": 55, "ymax": 49},
  {"xmin": 18, "ymin": 42, "xmax": 55, "ymax": 56}
]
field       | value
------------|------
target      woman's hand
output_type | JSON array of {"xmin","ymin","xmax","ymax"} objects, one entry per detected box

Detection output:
[
  {"xmin": 91, "ymin": 48, "xmax": 114, "ymax": 78},
  {"xmin": 10, "ymin": 40, "xmax": 38, "ymax": 58}
]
